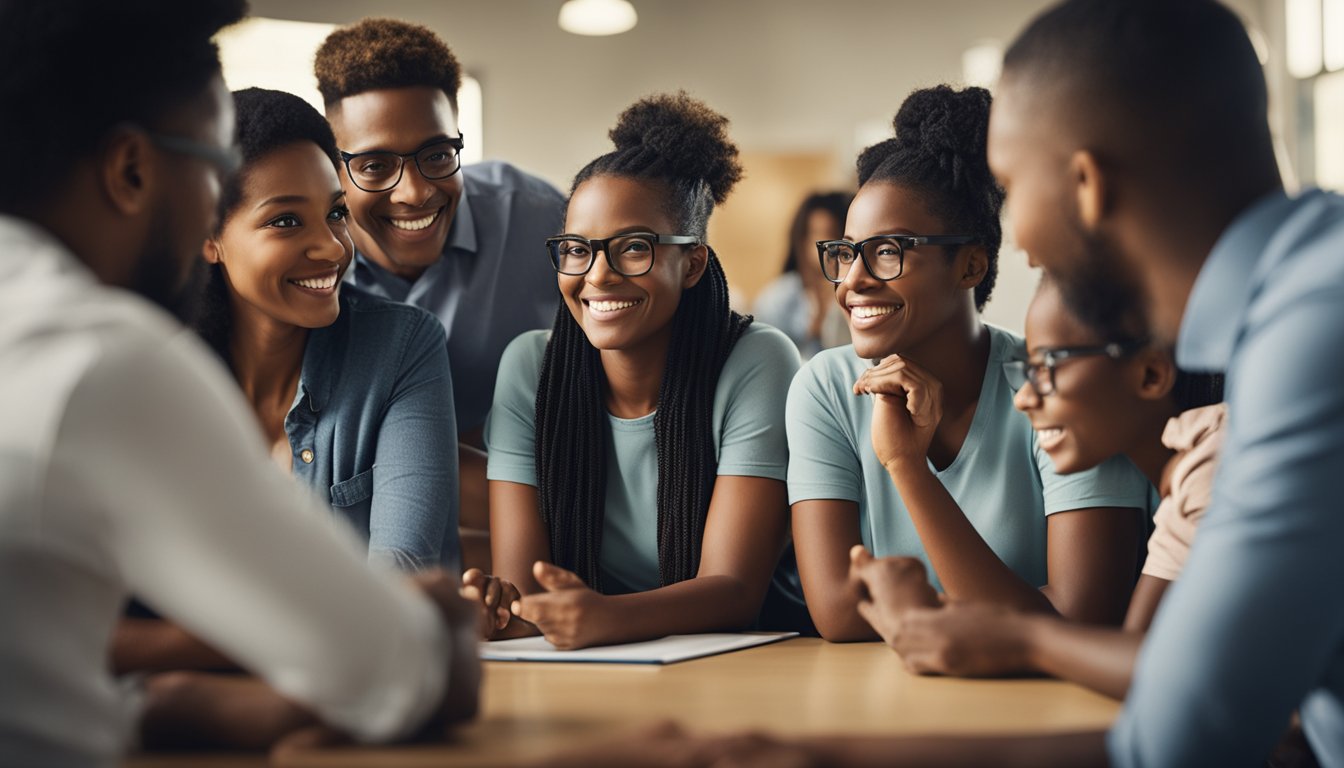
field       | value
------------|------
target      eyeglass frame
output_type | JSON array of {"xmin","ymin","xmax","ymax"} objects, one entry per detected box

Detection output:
[
  {"xmin": 545, "ymin": 231, "xmax": 699, "ymax": 277},
  {"xmin": 1005, "ymin": 340, "xmax": 1147, "ymax": 398},
  {"xmin": 816, "ymin": 234, "xmax": 979, "ymax": 284},
  {"xmin": 146, "ymin": 132, "xmax": 242, "ymax": 177},
  {"xmin": 338, "ymin": 134, "xmax": 467, "ymax": 193}
]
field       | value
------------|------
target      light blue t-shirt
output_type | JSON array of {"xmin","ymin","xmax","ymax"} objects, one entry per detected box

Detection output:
[
  {"xmin": 486, "ymin": 323, "xmax": 801, "ymax": 594},
  {"xmin": 786, "ymin": 324, "xmax": 1153, "ymax": 592}
]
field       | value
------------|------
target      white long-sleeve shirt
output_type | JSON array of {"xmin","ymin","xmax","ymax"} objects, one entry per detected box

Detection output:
[{"xmin": 0, "ymin": 215, "xmax": 450, "ymax": 766}]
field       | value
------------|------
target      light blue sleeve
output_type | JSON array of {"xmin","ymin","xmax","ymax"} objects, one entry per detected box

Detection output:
[
  {"xmin": 1108, "ymin": 290, "xmax": 1344, "ymax": 767},
  {"xmin": 367, "ymin": 312, "xmax": 460, "ymax": 571},
  {"xmin": 785, "ymin": 351, "xmax": 863, "ymax": 505},
  {"xmin": 1036, "ymin": 435, "xmax": 1152, "ymax": 515},
  {"xmin": 715, "ymin": 325, "xmax": 801, "ymax": 481},
  {"xmin": 483, "ymin": 331, "xmax": 547, "ymax": 488}
]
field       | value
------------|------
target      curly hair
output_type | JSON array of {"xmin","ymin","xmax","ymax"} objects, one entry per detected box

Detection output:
[
  {"xmin": 314, "ymin": 18, "xmax": 462, "ymax": 109},
  {"xmin": 856, "ymin": 85, "xmax": 1004, "ymax": 311},
  {"xmin": 0, "ymin": 0, "xmax": 247, "ymax": 213},
  {"xmin": 537, "ymin": 92, "xmax": 752, "ymax": 590},
  {"xmin": 195, "ymin": 88, "xmax": 342, "ymax": 365}
]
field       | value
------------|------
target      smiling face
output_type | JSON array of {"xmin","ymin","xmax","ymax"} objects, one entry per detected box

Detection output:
[
  {"xmin": 836, "ymin": 182, "xmax": 978, "ymax": 360},
  {"xmin": 1012, "ymin": 282, "xmax": 1164, "ymax": 474},
  {"xmin": 205, "ymin": 141, "xmax": 353, "ymax": 330},
  {"xmin": 559, "ymin": 175, "xmax": 706, "ymax": 354},
  {"xmin": 326, "ymin": 86, "xmax": 463, "ymax": 280},
  {"xmin": 989, "ymin": 76, "xmax": 1151, "ymax": 343}
]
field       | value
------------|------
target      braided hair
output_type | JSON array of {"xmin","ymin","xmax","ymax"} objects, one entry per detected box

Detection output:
[
  {"xmin": 856, "ymin": 85, "xmax": 1004, "ymax": 311},
  {"xmin": 535, "ymin": 92, "xmax": 750, "ymax": 591}
]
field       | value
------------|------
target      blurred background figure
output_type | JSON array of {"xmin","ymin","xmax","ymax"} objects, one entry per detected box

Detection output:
[{"xmin": 752, "ymin": 191, "xmax": 853, "ymax": 358}]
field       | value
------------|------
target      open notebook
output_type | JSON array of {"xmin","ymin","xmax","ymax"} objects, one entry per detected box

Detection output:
[{"xmin": 481, "ymin": 631, "xmax": 798, "ymax": 665}]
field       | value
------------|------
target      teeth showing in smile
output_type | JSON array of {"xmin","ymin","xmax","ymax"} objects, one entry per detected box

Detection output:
[
  {"xmin": 851, "ymin": 305, "xmax": 897, "ymax": 319},
  {"xmin": 389, "ymin": 212, "xmax": 438, "ymax": 231},
  {"xmin": 588, "ymin": 299, "xmax": 641, "ymax": 312},
  {"xmin": 290, "ymin": 274, "xmax": 338, "ymax": 290},
  {"xmin": 1038, "ymin": 427, "xmax": 1064, "ymax": 441}
]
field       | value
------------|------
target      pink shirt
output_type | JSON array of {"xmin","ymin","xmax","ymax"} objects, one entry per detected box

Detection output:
[{"xmin": 1141, "ymin": 404, "xmax": 1227, "ymax": 581}]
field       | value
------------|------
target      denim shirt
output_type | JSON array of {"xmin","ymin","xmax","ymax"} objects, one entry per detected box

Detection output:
[{"xmin": 287, "ymin": 284, "xmax": 460, "ymax": 571}]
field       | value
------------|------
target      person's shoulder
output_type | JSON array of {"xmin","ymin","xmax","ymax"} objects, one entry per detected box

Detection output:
[
  {"xmin": 983, "ymin": 323, "xmax": 1026, "ymax": 362},
  {"xmin": 734, "ymin": 321, "xmax": 799, "ymax": 358},
  {"xmin": 339, "ymin": 283, "xmax": 447, "ymax": 351},
  {"xmin": 792, "ymin": 344, "xmax": 866, "ymax": 396},
  {"xmin": 463, "ymin": 160, "xmax": 565, "ymax": 206},
  {"xmin": 500, "ymin": 329, "xmax": 551, "ymax": 369}
]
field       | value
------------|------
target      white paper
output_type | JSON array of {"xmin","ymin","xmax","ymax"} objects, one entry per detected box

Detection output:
[{"xmin": 480, "ymin": 632, "xmax": 798, "ymax": 664}]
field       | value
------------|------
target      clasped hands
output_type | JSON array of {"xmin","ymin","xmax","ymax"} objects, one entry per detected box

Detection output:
[{"xmin": 462, "ymin": 561, "xmax": 616, "ymax": 650}]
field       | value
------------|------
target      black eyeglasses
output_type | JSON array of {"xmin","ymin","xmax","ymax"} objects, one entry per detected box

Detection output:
[
  {"xmin": 816, "ymin": 234, "xmax": 978, "ymax": 283},
  {"xmin": 545, "ymin": 232, "xmax": 698, "ymax": 277},
  {"xmin": 1004, "ymin": 341, "xmax": 1146, "ymax": 398},
  {"xmin": 147, "ymin": 132, "xmax": 242, "ymax": 177},
  {"xmin": 339, "ymin": 135, "xmax": 466, "ymax": 193}
]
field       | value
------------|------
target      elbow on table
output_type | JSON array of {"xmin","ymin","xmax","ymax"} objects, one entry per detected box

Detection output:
[{"xmin": 809, "ymin": 603, "xmax": 874, "ymax": 643}]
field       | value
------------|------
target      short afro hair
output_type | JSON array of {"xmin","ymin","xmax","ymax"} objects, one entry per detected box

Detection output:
[
  {"xmin": 0, "ymin": 0, "xmax": 248, "ymax": 214},
  {"xmin": 216, "ymin": 88, "xmax": 340, "ymax": 225},
  {"xmin": 314, "ymin": 18, "xmax": 462, "ymax": 109},
  {"xmin": 1002, "ymin": 0, "xmax": 1270, "ymax": 175}
]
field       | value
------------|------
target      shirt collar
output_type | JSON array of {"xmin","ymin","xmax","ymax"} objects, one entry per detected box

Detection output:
[
  {"xmin": 445, "ymin": 178, "xmax": 477, "ymax": 255},
  {"xmin": 1176, "ymin": 189, "xmax": 1294, "ymax": 371},
  {"xmin": 351, "ymin": 174, "xmax": 478, "ymax": 286}
]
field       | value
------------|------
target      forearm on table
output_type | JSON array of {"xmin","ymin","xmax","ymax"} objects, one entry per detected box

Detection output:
[
  {"xmin": 807, "ymin": 576, "xmax": 881, "ymax": 642},
  {"xmin": 138, "ymin": 672, "xmax": 320, "ymax": 751},
  {"xmin": 112, "ymin": 618, "xmax": 235, "ymax": 675},
  {"xmin": 1022, "ymin": 614, "xmax": 1142, "ymax": 701},
  {"xmin": 885, "ymin": 462, "xmax": 1053, "ymax": 613},
  {"xmin": 796, "ymin": 729, "xmax": 1110, "ymax": 768},
  {"xmin": 601, "ymin": 575, "xmax": 766, "ymax": 643}
]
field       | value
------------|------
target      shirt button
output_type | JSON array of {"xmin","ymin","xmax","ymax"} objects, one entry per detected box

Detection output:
[{"xmin": 300, "ymin": 449, "xmax": 314, "ymax": 464}]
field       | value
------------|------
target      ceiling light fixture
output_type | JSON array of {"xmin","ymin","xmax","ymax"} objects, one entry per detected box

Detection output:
[{"xmin": 559, "ymin": 0, "xmax": 637, "ymax": 36}]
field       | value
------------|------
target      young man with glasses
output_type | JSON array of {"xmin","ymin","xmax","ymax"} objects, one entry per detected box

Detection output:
[
  {"xmin": 314, "ymin": 21, "xmax": 565, "ymax": 557},
  {"xmin": 0, "ymin": 1, "xmax": 478, "ymax": 762}
]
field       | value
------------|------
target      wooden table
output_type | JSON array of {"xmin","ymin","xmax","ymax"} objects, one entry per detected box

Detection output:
[{"xmin": 126, "ymin": 638, "xmax": 1119, "ymax": 767}]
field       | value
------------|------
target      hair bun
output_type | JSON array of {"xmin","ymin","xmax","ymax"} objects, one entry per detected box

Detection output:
[
  {"xmin": 891, "ymin": 85, "xmax": 993, "ymax": 182},
  {"xmin": 608, "ymin": 91, "xmax": 743, "ymax": 203}
]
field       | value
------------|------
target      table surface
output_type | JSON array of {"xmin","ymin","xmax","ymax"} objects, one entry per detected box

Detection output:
[{"xmin": 125, "ymin": 637, "xmax": 1120, "ymax": 768}]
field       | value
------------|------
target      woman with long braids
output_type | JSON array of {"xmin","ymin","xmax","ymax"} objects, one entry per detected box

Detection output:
[
  {"xmin": 787, "ymin": 85, "xmax": 1154, "ymax": 641},
  {"xmin": 462, "ymin": 92, "xmax": 807, "ymax": 648}
]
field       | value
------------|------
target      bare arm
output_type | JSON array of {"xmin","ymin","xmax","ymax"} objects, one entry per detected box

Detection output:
[
  {"xmin": 791, "ymin": 499, "xmax": 879, "ymax": 642},
  {"xmin": 537, "ymin": 722, "xmax": 1110, "ymax": 768},
  {"xmin": 863, "ymin": 356, "xmax": 1140, "ymax": 621},
  {"xmin": 111, "ymin": 618, "xmax": 234, "ymax": 675}
]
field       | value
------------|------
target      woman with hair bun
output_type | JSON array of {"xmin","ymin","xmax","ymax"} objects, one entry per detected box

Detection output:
[
  {"xmin": 787, "ymin": 85, "xmax": 1153, "ymax": 641},
  {"xmin": 462, "ymin": 92, "xmax": 808, "ymax": 648}
]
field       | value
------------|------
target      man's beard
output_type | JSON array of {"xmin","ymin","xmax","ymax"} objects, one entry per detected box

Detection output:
[
  {"xmin": 127, "ymin": 212, "xmax": 209, "ymax": 326},
  {"xmin": 1055, "ymin": 225, "xmax": 1150, "ymax": 343}
]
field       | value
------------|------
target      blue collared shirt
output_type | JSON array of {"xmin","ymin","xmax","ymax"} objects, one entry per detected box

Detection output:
[
  {"xmin": 349, "ymin": 160, "xmax": 565, "ymax": 434},
  {"xmin": 288, "ymin": 285, "xmax": 460, "ymax": 571},
  {"xmin": 1109, "ymin": 188, "xmax": 1344, "ymax": 767}
]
